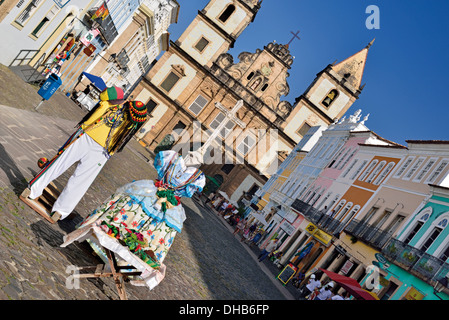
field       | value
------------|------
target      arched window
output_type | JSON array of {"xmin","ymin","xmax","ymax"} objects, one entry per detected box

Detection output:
[
  {"xmin": 332, "ymin": 200, "xmax": 347, "ymax": 218},
  {"xmin": 437, "ymin": 216, "xmax": 449, "ymax": 261},
  {"xmin": 419, "ymin": 217, "xmax": 447, "ymax": 252},
  {"xmin": 311, "ymin": 190, "xmax": 323, "ymax": 207},
  {"xmin": 359, "ymin": 160, "xmax": 378, "ymax": 181},
  {"xmin": 246, "ymin": 72, "xmax": 254, "ymax": 80},
  {"xmin": 337, "ymin": 205, "xmax": 360, "ymax": 233},
  {"xmin": 261, "ymin": 83, "xmax": 268, "ymax": 91},
  {"xmin": 305, "ymin": 187, "xmax": 318, "ymax": 204},
  {"xmin": 365, "ymin": 160, "xmax": 386, "ymax": 183},
  {"xmin": 322, "ymin": 89, "xmax": 339, "ymax": 107},
  {"xmin": 218, "ymin": 4, "xmax": 235, "ymax": 23},
  {"xmin": 373, "ymin": 162, "xmax": 395, "ymax": 185},
  {"xmin": 339, "ymin": 148, "xmax": 357, "ymax": 170},
  {"xmin": 336, "ymin": 202, "xmax": 353, "ymax": 221},
  {"xmin": 403, "ymin": 209, "xmax": 431, "ymax": 244}
]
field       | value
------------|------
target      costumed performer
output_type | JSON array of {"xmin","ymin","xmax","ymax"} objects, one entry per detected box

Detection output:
[
  {"xmin": 24, "ymin": 86, "xmax": 148, "ymax": 222},
  {"xmin": 61, "ymin": 150, "xmax": 206, "ymax": 290}
]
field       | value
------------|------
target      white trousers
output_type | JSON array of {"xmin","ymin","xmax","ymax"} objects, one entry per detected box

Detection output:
[{"xmin": 29, "ymin": 133, "xmax": 109, "ymax": 219}]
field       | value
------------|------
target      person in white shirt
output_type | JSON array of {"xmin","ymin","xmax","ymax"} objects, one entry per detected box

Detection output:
[
  {"xmin": 314, "ymin": 282, "xmax": 334, "ymax": 300},
  {"xmin": 302, "ymin": 274, "xmax": 321, "ymax": 299},
  {"xmin": 258, "ymin": 238, "xmax": 279, "ymax": 262},
  {"xmin": 331, "ymin": 294, "xmax": 344, "ymax": 300},
  {"xmin": 331, "ymin": 290, "xmax": 351, "ymax": 300}
]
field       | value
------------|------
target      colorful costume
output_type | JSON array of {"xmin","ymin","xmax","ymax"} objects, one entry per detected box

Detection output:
[
  {"xmin": 61, "ymin": 150, "xmax": 205, "ymax": 290},
  {"xmin": 27, "ymin": 87, "xmax": 147, "ymax": 220}
]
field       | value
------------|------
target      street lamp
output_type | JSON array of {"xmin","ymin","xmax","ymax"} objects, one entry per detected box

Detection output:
[{"xmin": 433, "ymin": 277, "xmax": 448, "ymax": 300}]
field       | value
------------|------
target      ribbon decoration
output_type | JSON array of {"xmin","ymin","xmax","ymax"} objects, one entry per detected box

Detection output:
[{"xmin": 154, "ymin": 180, "xmax": 180, "ymax": 213}]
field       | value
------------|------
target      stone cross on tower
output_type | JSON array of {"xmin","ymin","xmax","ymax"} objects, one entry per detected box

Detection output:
[
  {"xmin": 184, "ymin": 100, "xmax": 246, "ymax": 166},
  {"xmin": 287, "ymin": 30, "xmax": 300, "ymax": 47}
]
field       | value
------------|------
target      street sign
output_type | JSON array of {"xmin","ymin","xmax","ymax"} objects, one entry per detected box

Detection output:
[
  {"xmin": 80, "ymin": 29, "xmax": 100, "ymax": 47},
  {"xmin": 277, "ymin": 263, "xmax": 297, "ymax": 286},
  {"xmin": 83, "ymin": 44, "xmax": 96, "ymax": 57},
  {"xmin": 280, "ymin": 221, "xmax": 295, "ymax": 236}
]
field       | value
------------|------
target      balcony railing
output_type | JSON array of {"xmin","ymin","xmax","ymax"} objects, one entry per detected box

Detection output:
[
  {"xmin": 383, "ymin": 238, "xmax": 449, "ymax": 284},
  {"xmin": 291, "ymin": 199, "xmax": 343, "ymax": 234},
  {"xmin": 291, "ymin": 198, "xmax": 311, "ymax": 214},
  {"xmin": 345, "ymin": 219, "xmax": 393, "ymax": 250}
]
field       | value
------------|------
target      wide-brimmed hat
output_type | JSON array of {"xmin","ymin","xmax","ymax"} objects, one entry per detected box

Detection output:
[
  {"xmin": 100, "ymin": 86, "xmax": 125, "ymax": 105},
  {"xmin": 127, "ymin": 100, "xmax": 147, "ymax": 125}
]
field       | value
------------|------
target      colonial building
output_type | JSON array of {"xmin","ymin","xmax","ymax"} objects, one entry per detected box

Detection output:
[
  {"xmin": 272, "ymin": 137, "xmax": 449, "ymax": 299},
  {"xmin": 381, "ymin": 183, "xmax": 449, "ymax": 300},
  {"xmin": 59, "ymin": 0, "xmax": 179, "ymax": 96},
  {"xmin": 377, "ymin": 141, "xmax": 449, "ymax": 299},
  {"xmin": 311, "ymin": 143, "xmax": 406, "ymax": 297},
  {"xmin": 85, "ymin": 0, "xmax": 179, "ymax": 92},
  {"xmin": 129, "ymin": 0, "xmax": 373, "ymax": 203},
  {"xmin": 1, "ymin": 0, "xmax": 178, "ymax": 104},
  {"xmin": 257, "ymin": 110, "xmax": 401, "ymax": 264},
  {"xmin": 250, "ymin": 125, "xmax": 325, "ymax": 245},
  {"xmin": 0, "ymin": 0, "xmax": 95, "ymax": 68},
  {"xmin": 256, "ymin": 125, "xmax": 325, "ymax": 212}
]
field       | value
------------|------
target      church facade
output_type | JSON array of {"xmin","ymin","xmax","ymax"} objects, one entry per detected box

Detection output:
[{"xmin": 129, "ymin": 0, "xmax": 370, "ymax": 204}]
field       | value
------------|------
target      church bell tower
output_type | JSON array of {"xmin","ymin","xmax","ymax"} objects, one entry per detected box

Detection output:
[
  {"xmin": 283, "ymin": 39, "xmax": 375, "ymax": 143},
  {"xmin": 175, "ymin": 0, "xmax": 263, "ymax": 68}
]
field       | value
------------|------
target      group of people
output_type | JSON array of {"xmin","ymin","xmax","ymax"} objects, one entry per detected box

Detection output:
[
  {"xmin": 205, "ymin": 191, "xmax": 267, "ymax": 248},
  {"xmin": 206, "ymin": 192, "xmax": 238, "ymax": 218},
  {"xmin": 203, "ymin": 189, "xmax": 354, "ymax": 300},
  {"xmin": 295, "ymin": 273, "xmax": 352, "ymax": 300}
]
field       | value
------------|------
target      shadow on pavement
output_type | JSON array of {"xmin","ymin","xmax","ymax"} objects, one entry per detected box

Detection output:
[{"xmin": 0, "ymin": 144, "xmax": 28, "ymax": 195}]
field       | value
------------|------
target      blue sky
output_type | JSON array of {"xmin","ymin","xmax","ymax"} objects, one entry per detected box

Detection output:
[{"xmin": 167, "ymin": 0, "xmax": 449, "ymax": 145}]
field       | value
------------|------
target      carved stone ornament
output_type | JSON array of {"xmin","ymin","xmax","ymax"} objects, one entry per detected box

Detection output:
[
  {"xmin": 307, "ymin": 114, "xmax": 319, "ymax": 126},
  {"xmin": 201, "ymin": 84, "xmax": 217, "ymax": 98},
  {"xmin": 276, "ymin": 100, "xmax": 292, "ymax": 118},
  {"xmin": 216, "ymin": 53, "xmax": 234, "ymax": 69},
  {"xmin": 265, "ymin": 42, "xmax": 293, "ymax": 67},
  {"xmin": 171, "ymin": 64, "xmax": 186, "ymax": 76}
]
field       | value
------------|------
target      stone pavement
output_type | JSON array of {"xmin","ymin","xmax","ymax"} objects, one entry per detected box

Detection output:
[
  {"xmin": 201, "ymin": 201, "xmax": 301, "ymax": 300},
  {"xmin": 0, "ymin": 64, "xmax": 293, "ymax": 300}
]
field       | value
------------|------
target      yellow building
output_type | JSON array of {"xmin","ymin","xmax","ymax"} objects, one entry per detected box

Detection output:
[{"xmin": 251, "ymin": 125, "xmax": 326, "ymax": 236}]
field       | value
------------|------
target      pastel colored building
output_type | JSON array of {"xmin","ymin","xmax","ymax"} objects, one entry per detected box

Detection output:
[
  {"xmin": 250, "ymin": 125, "xmax": 325, "ymax": 244},
  {"xmin": 382, "ymin": 183, "xmax": 449, "ymax": 300},
  {"xmin": 61, "ymin": 0, "xmax": 179, "ymax": 95},
  {"xmin": 0, "ymin": 0, "xmax": 95, "ymax": 66},
  {"xmin": 377, "ymin": 142, "xmax": 449, "ymax": 299},
  {"xmin": 259, "ymin": 110, "xmax": 398, "ymax": 266},
  {"xmin": 284, "ymin": 136, "xmax": 404, "ymax": 279},
  {"xmin": 313, "ymin": 140, "xmax": 449, "ymax": 299}
]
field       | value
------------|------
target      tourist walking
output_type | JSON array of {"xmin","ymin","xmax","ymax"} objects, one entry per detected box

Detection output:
[
  {"xmin": 258, "ymin": 237, "xmax": 279, "ymax": 262},
  {"xmin": 233, "ymin": 217, "xmax": 246, "ymax": 235}
]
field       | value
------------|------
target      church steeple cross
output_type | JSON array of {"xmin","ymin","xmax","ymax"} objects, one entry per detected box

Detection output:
[{"xmin": 287, "ymin": 30, "xmax": 300, "ymax": 47}]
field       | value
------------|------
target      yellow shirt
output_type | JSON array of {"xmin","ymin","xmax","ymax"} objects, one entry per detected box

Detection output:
[{"xmin": 81, "ymin": 101, "xmax": 128, "ymax": 153}]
